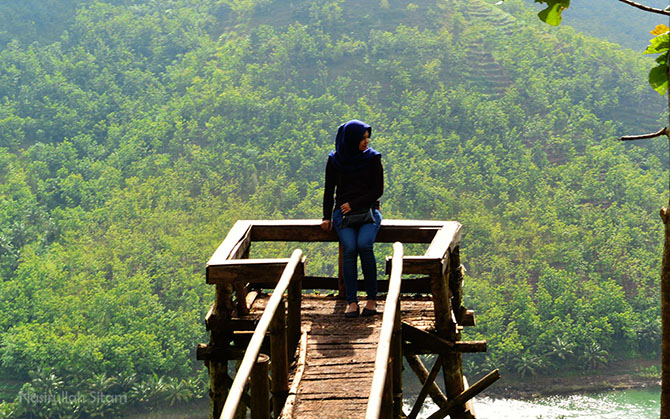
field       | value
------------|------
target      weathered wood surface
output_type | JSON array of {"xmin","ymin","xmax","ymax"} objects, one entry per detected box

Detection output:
[
  {"xmin": 238, "ymin": 294, "xmax": 442, "ymax": 418},
  {"xmin": 203, "ymin": 219, "xmax": 480, "ymax": 419},
  {"xmin": 211, "ymin": 219, "xmax": 460, "ymax": 245},
  {"xmin": 425, "ymin": 223, "xmax": 462, "ymax": 258},
  {"xmin": 284, "ymin": 296, "xmax": 380, "ymax": 418},
  {"xmin": 366, "ymin": 242, "xmax": 404, "ymax": 419},
  {"xmin": 300, "ymin": 276, "xmax": 433, "ymax": 293},
  {"xmin": 207, "ymin": 259, "xmax": 291, "ymax": 284},
  {"xmin": 207, "ymin": 220, "xmax": 252, "ymax": 266}
]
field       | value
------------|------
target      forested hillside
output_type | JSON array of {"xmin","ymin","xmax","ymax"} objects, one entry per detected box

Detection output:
[
  {"xmin": 523, "ymin": 0, "xmax": 668, "ymax": 50},
  {"xmin": 0, "ymin": 0, "xmax": 666, "ymax": 416}
]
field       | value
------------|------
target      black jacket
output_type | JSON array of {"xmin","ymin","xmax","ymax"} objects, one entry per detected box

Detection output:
[{"xmin": 322, "ymin": 155, "xmax": 383, "ymax": 220}]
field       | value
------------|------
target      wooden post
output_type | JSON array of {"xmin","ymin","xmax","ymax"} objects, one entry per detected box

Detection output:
[
  {"xmin": 392, "ymin": 298, "xmax": 403, "ymax": 418},
  {"xmin": 232, "ymin": 360, "xmax": 246, "ymax": 419},
  {"xmin": 429, "ymin": 269, "xmax": 454, "ymax": 339},
  {"xmin": 287, "ymin": 262, "xmax": 303, "ymax": 357},
  {"xmin": 449, "ymin": 246, "xmax": 465, "ymax": 323},
  {"xmin": 234, "ymin": 246, "xmax": 251, "ymax": 316},
  {"xmin": 431, "ymin": 252, "xmax": 473, "ymax": 419},
  {"xmin": 250, "ymin": 354, "xmax": 270, "ymax": 419},
  {"xmin": 206, "ymin": 359, "xmax": 227, "ymax": 419},
  {"xmin": 429, "ymin": 265, "xmax": 457, "ymax": 391},
  {"xmin": 208, "ymin": 283, "xmax": 235, "ymax": 419},
  {"xmin": 443, "ymin": 353, "xmax": 471, "ymax": 418},
  {"xmin": 381, "ymin": 358, "xmax": 394, "ymax": 419},
  {"xmin": 270, "ymin": 297, "xmax": 289, "ymax": 417}
]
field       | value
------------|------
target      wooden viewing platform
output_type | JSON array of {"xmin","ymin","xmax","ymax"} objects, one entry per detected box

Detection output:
[{"xmin": 197, "ymin": 220, "xmax": 500, "ymax": 419}]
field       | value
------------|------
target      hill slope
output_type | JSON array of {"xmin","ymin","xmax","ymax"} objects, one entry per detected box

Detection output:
[{"xmin": 0, "ymin": 0, "xmax": 666, "ymax": 414}]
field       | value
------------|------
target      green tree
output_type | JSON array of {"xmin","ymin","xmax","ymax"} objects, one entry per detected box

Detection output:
[{"xmin": 501, "ymin": 0, "xmax": 670, "ymax": 413}]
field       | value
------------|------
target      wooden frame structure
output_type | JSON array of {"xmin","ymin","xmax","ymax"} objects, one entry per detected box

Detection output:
[{"xmin": 197, "ymin": 219, "xmax": 499, "ymax": 418}]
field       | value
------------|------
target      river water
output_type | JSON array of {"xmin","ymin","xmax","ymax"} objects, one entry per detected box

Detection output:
[
  {"xmin": 167, "ymin": 382, "xmax": 660, "ymax": 418},
  {"xmin": 407, "ymin": 387, "xmax": 661, "ymax": 419}
]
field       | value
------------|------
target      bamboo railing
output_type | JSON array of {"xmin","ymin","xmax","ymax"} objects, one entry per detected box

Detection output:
[
  {"xmin": 366, "ymin": 242, "xmax": 404, "ymax": 419},
  {"xmin": 219, "ymin": 249, "xmax": 304, "ymax": 419}
]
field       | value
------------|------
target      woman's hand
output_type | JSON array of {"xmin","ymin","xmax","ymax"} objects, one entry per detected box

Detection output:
[
  {"xmin": 340, "ymin": 202, "xmax": 352, "ymax": 214},
  {"xmin": 320, "ymin": 220, "xmax": 332, "ymax": 232}
]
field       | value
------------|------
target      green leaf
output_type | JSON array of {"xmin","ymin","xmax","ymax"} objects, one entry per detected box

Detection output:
[
  {"xmin": 656, "ymin": 51, "xmax": 668, "ymax": 64},
  {"xmin": 649, "ymin": 63, "xmax": 668, "ymax": 95},
  {"xmin": 536, "ymin": 0, "xmax": 570, "ymax": 26},
  {"xmin": 644, "ymin": 33, "xmax": 669, "ymax": 55}
]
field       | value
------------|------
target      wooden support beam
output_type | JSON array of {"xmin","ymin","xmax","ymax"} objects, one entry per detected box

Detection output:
[
  {"xmin": 209, "ymin": 280, "xmax": 236, "ymax": 419},
  {"xmin": 382, "ymin": 358, "xmax": 394, "ymax": 419},
  {"xmin": 385, "ymin": 256, "xmax": 444, "ymax": 275},
  {"xmin": 448, "ymin": 251, "xmax": 465, "ymax": 328},
  {"xmin": 197, "ymin": 344, "xmax": 246, "ymax": 362},
  {"xmin": 403, "ymin": 341, "xmax": 487, "ymax": 355},
  {"xmin": 247, "ymin": 219, "xmax": 447, "ymax": 243},
  {"xmin": 205, "ymin": 368, "xmax": 250, "ymax": 417},
  {"xmin": 207, "ymin": 259, "xmax": 291, "ymax": 284},
  {"xmin": 376, "ymin": 223, "xmax": 443, "ymax": 244},
  {"xmin": 427, "ymin": 262, "xmax": 468, "ymax": 417},
  {"xmin": 402, "ymin": 323, "xmax": 487, "ymax": 353},
  {"xmin": 443, "ymin": 352, "xmax": 470, "ymax": 418},
  {"xmin": 233, "ymin": 283, "xmax": 249, "ymax": 315},
  {"xmin": 207, "ymin": 358, "xmax": 228, "ymax": 419},
  {"xmin": 428, "ymin": 268, "xmax": 454, "ymax": 340},
  {"xmin": 425, "ymin": 370, "xmax": 501, "ymax": 419},
  {"xmin": 460, "ymin": 309, "xmax": 475, "ymax": 327},
  {"xmin": 198, "ymin": 339, "xmax": 273, "ymax": 363},
  {"xmin": 462, "ymin": 376, "xmax": 476, "ymax": 418},
  {"xmin": 270, "ymin": 298, "xmax": 289, "ymax": 418},
  {"xmin": 251, "ymin": 221, "xmax": 336, "ymax": 242},
  {"xmin": 392, "ymin": 303, "xmax": 403, "ymax": 419},
  {"xmin": 250, "ymin": 354, "xmax": 270, "ymax": 419},
  {"xmin": 407, "ymin": 355, "xmax": 446, "ymax": 419},
  {"xmin": 218, "ymin": 318, "xmax": 258, "ymax": 332},
  {"xmin": 403, "ymin": 323, "xmax": 452, "ymax": 350},
  {"xmin": 287, "ymin": 263, "xmax": 303, "ymax": 357}
]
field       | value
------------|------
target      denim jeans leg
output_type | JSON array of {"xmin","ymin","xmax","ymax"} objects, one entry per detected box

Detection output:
[
  {"xmin": 357, "ymin": 209, "xmax": 382, "ymax": 301},
  {"xmin": 333, "ymin": 209, "xmax": 359, "ymax": 304}
]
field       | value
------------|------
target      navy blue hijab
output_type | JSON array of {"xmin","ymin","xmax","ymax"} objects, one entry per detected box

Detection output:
[{"xmin": 328, "ymin": 120, "xmax": 381, "ymax": 171}]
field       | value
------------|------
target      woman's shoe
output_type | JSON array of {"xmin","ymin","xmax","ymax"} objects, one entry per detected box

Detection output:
[
  {"xmin": 361, "ymin": 304, "xmax": 378, "ymax": 316},
  {"xmin": 345, "ymin": 306, "xmax": 360, "ymax": 318}
]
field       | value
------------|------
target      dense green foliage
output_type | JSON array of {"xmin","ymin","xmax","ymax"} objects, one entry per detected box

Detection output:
[
  {"xmin": 525, "ymin": 0, "xmax": 668, "ymax": 50},
  {"xmin": 0, "ymin": 0, "xmax": 667, "ymax": 415}
]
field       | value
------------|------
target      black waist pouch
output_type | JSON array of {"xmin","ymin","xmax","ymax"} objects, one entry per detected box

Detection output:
[{"xmin": 341, "ymin": 208, "xmax": 374, "ymax": 229}]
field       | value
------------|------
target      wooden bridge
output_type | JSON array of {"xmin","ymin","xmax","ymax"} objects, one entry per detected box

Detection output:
[{"xmin": 197, "ymin": 220, "xmax": 500, "ymax": 418}]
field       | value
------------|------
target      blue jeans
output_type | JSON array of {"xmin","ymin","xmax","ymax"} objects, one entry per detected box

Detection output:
[{"xmin": 333, "ymin": 208, "xmax": 382, "ymax": 304}]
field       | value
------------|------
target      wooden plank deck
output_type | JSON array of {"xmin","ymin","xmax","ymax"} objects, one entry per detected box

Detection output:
[{"xmin": 243, "ymin": 294, "xmax": 436, "ymax": 418}]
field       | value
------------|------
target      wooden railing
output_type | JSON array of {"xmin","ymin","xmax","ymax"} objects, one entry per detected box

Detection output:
[
  {"xmin": 366, "ymin": 242, "xmax": 404, "ymax": 419},
  {"xmin": 219, "ymin": 249, "xmax": 304, "ymax": 419}
]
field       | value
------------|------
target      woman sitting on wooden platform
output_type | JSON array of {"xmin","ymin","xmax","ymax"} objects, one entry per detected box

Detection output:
[{"xmin": 320, "ymin": 119, "xmax": 384, "ymax": 318}]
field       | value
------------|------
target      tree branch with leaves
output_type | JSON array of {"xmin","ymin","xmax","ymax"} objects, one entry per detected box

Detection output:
[{"xmin": 500, "ymin": 0, "xmax": 670, "ymax": 416}]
